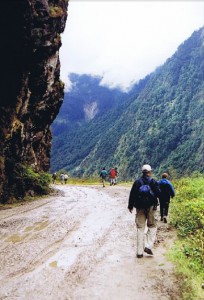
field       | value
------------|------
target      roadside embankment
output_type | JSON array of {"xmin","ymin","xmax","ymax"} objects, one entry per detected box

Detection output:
[{"xmin": 168, "ymin": 175, "xmax": 204, "ymax": 300}]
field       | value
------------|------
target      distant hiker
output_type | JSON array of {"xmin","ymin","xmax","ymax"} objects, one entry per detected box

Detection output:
[
  {"xmin": 109, "ymin": 168, "xmax": 116, "ymax": 186},
  {"xmin": 100, "ymin": 167, "xmax": 108, "ymax": 187},
  {"xmin": 60, "ymin": 173, "xmax": 65, "ymax": 184},
  {"xmin": 114, "ymin": 167, "xmax": 118, "ymax": 185},
  {"xmin": 64, "ymin": 174, "xmax": 69, "ymax": 184},
  {"xmin": 158, "ymin": 173, "xmax": 175, "ymax": 223},
  {"xmin": 52, "ymin": 172, "xmax": 57, "ymax": 184},
  {"xmin": 128, "ymin": 164, "xmax": 160, "ymax": 258}
]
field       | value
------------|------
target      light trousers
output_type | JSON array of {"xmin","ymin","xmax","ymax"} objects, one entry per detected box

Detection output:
[{"xmin": 135, "ymin": 206, "xmax": 157, "ymax": 255}]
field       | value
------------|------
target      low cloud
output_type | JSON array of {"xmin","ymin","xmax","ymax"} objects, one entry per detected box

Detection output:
[{"xmin": 60, "ymin": 1, "xmax": 204, "ymax": 90}]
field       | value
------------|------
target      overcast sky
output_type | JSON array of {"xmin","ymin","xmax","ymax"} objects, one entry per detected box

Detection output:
[{"xmin": 60, "ymin": 1, "xmax": 204, "ymax": 90}]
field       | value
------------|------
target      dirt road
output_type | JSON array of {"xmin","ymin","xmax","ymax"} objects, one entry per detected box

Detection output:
[{"xmin": 0, "ymin": 185, "xmax": 180, "ymax": 300}]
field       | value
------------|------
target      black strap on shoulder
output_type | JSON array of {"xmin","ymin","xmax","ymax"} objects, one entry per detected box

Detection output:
[
  {"xmin": 140, "ymin": 177, "xmax": 152, "ymax": 185},
  {"xmin": 139, "ymin": 178, "xmax": 144, "ymax": 185}
]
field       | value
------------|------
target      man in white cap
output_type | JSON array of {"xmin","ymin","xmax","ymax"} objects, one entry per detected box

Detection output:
[{"xmin": 128, "ymin": 164, "xmax": 160, "ymax": 258}]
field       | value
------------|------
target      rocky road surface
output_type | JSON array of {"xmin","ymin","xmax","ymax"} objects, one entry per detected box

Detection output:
[{"xmin": 0, "ymin": 185, "xmax": 181, "ymax": 300}]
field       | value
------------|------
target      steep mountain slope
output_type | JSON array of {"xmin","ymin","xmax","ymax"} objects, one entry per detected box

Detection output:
[
  {"xmin": 51, "ymin": 27, "xmax": 204, "ymax": 179},
  {"xmin": 52, "ymin": 73, "xmax": 128, "ymax": 136}
]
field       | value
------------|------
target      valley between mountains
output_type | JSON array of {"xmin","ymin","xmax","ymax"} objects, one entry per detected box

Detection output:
[{"xmin": 51, "ymin": 27, "xmax": 204, "ymax": 179}]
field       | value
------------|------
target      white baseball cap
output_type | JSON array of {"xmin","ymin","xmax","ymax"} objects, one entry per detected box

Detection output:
[{"xmin": 142, "ymin": 164, "xmax": 152, "ymax": 172}]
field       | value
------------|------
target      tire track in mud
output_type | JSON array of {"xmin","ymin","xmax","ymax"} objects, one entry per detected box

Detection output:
[
  {"xmin": 0, "ymin": 186, "xmax": 121, "ymax": 299},
  {"xmin": 70, "ymin": 206, "xmax": 180, "ymax": 300},
  {"xmin": 58, "ymin": 215, "xmax": 125, "ymax": 298},
  {"xmin": 0, "ymin": 187, "xmax": 90, "ymax": 280},
  {"xmin": 0, "ymin": 197, "xmax": 56, "ymax": 221},
  {"xmin": 0, "ymin": 185, "xmax": 87, "ymax": 222},
  {"xmin": 5, "ymin": 220, "xmax": 82, "ymax": 279}
]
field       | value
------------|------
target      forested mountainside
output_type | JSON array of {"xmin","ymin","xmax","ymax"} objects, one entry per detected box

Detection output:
[
  {"xmin": 51, "ymin": 27, "xmax": 204, "ymax": 179},
  {"xmin": 52, "ymin": 74, "xmax": 127, "ymax": 135}
]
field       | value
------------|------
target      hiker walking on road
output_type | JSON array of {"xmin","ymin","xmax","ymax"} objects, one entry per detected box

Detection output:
[
  {"xmin": 60, "ymin": 173, "xmax": 65, "ymax": 184},
  {"xmin": 158, "ymin": 173, "xmax": 175, "ymax": 223},
  {"xmin": 64, "ymin": 174, "xmax": 69, "ymax": 184},
  {"xmin": 128, "ymin": 164, "xmax": 160, "ymax": 258},
  {"xmin": 114, "ymin": 167, "xmax": 118, "ymax": 185},
  {"xmin": 52, "ymin": 172, "xmax": 57, "ymax": 184},
  {"xmin": 100, "ymin": 167, "xmax": 108, "ymax": 187},
  {"xmin": 109, "ymin": 168, "xmax": 116, "ymax": 186}
]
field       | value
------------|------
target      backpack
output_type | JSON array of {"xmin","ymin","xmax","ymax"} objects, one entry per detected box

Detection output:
[
  {"xmin": 110, "ymin": 169, "xmax": 116, "ymax": 178},
  {"xmin": 101, "ymin": 170, "xmax": 107, "ymax": 178},
  {"xmin": 138, "ymin": 178, "xmax": 154, "ymax": 208},
  {"xmin": 159, "ymin": 179, "xmax": 174, "ymax": 198}
]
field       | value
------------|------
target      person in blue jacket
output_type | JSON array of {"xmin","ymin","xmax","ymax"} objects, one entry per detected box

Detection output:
[
  {"xmin": 100, "ymin": 167, "xmax": 108, "ymax": 187},
  {"xmin": 158, "ymin": 173, "xmax": 175, "ymax": 223}
]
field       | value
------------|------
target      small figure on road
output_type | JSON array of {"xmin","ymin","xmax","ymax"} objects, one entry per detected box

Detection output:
[
  {"xmin": 109, "ymin": 168, "xmax": 116, "ymax": 186},
  {"xmin": 158, "ymin": 173, "xmax": 175, "ymax": 223},
  {"xmin": 100, "ymin": 167, "xmax": 108, "ymax": 187},
  {"xmin": 52, "ymin": 172, "xmax": 57, "ymax": 184},
  {"xmin": 114, "ymin": 167, "xmax": 118, "ymax": 185},
  {"xmin": 60, "ymin": 173, "xmax": 65, "ymax": 184},
  {"xmin": 64, "ymin": 174, "xmax": 69, "ymax": 184},
  {"xmin": 128, "ymin": 164, "xmax": 160, "ymax": 258}
]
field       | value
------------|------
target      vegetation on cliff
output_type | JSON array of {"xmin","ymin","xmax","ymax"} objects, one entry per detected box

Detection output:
[{"xmin": 1, "ymin": 164, "xmax": 51, "ymax": 203}]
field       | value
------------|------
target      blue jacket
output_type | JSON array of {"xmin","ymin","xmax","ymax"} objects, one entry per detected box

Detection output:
[
  {"xmin": 159, "ymin": 179, "xmax": 175, "ymax": 202},
  {"xmin": 100, "ymin": 170, "xmax": 108, "ymax": 178}
]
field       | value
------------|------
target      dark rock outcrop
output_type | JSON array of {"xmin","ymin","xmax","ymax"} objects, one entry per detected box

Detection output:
[{"xmin": 0, "ymin": 0, "xmax": 68, "ymax": 202}]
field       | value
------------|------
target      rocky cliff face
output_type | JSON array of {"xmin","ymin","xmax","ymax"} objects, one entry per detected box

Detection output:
[{"xmin": 0, "ymin": 0, "xmax": 68, "ymax": 202}]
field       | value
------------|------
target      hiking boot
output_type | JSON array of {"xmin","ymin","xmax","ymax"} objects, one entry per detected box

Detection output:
[
  {"xmin": 163, "ymin": 216, "xmax": 167, "ymax": 223},
  {"xmin": 137, "ymin": 254, "xmax": 143, "ymax": 258},
  {"xmin": 144, "ymin": 247, "xmax": 153, "ymax": 255},
  {"xmin": 160, "ymin": 217, "xmax": 163, "ymax": 221}
]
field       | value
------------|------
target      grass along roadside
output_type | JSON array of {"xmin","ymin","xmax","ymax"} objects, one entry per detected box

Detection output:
[
  {"xmin": 168, "ymin": 175, "xmax": 204, "ymax": 300},
  {"xmin": 53, "ymin": 177, "xmax": 132, "ymax": 186}
]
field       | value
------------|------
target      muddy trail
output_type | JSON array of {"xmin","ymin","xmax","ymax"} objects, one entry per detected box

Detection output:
[{"xmin": 0, "ymin": 185, "xmax": 181, "ymax": 300}]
